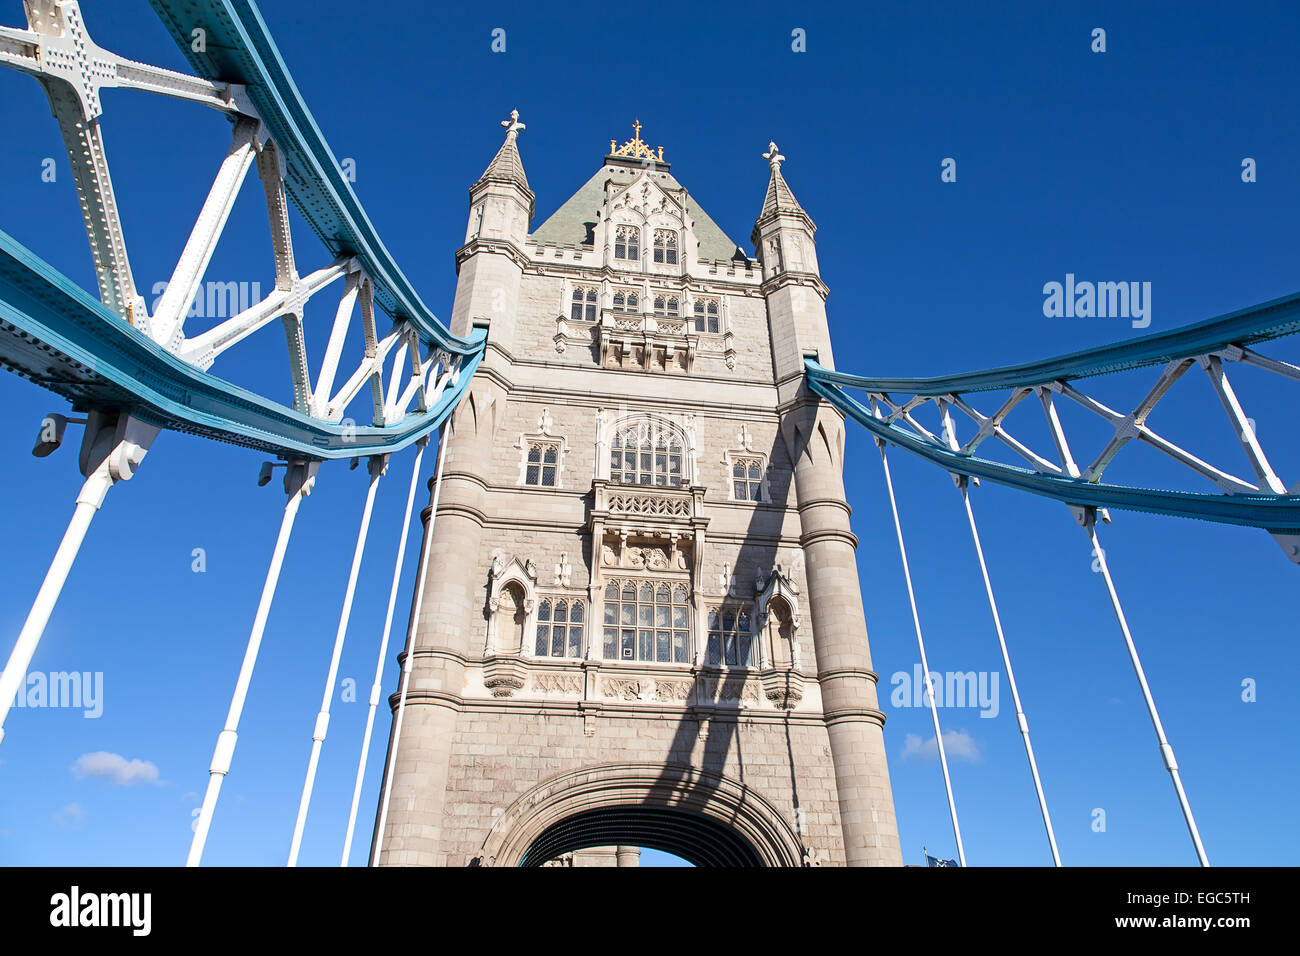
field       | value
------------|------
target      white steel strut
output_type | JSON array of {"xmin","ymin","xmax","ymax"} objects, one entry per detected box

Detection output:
[
  {"xmin": 370, "ymin": 426, "xmax": 448, "ymax": 866},
  {"xmin": 287, "ymin": 455, "xmax": 387, "ymax": 867},
  {"xmin": 955, "ymin": 476, "xmax": 1062, "ymax": 866},
  {"xmin": 341, "ymin": 437, "xmax": 427, "ymax": 866},
  {"xmin": 877, "ymin": 438, "xmax": 967, "ymax": 867},
  {"xmin": 1079, "ymin": 508, "xmax": 1210, "ymax": 867},
  {"xmin": 0, "ymin": 411, "xmax": 156, "ymax": 746},
  {"xmin": 187, "ymin": 460, "xmax": 318, "ymax": 867}
]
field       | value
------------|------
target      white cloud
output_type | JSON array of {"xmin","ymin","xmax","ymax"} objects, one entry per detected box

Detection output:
[
  {"xmin": 53, "ymin": 802, "xmax": 86, "ymax": 829},
  {"xmin": 71, "ymin": 751, "xmax": 161, "ymax": 786},
  {"xmin": 901, "ymin": 730, "xmax": 981, "ymax": 763}
]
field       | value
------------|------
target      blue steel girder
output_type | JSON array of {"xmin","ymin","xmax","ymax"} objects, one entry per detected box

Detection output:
[
  {"xmin": 0, "ymin": 0, "xmax": 486, "ymax": 460},
  {"xmin": 807, "ymin": 291, "xmax": 1300, "ymax": 535},
  {"xmin": 0, "ymin": 227, "xmax": 482, "ymax": 459},
  {"xmin": 146, "ymin": 0, "xmax": 475, "ymax": 358}
]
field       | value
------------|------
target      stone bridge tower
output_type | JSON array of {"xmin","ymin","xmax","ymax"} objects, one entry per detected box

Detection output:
[{"xmin": 373, "ymin": 116, "xmax": 902, "ymax": 867}]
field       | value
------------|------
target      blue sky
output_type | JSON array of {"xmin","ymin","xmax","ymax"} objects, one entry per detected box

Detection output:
[{"xmin": 1, "ymin": 0, "xmax": 1298, "ymax": 867}]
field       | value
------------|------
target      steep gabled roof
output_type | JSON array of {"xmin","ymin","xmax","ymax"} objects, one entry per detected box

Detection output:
[{"xmin": 530, "ymin": 163, "xmax": 747, "ymax": 262}]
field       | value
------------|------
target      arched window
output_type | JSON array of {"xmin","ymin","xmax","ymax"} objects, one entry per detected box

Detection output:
[
  {"xmin": 612, "ymin": 291, "xmax": 639, "ymax": 313},
  {"xmin": 536, "ymin": 598, "xmax": 583, "ymax": 658},
  {"xmin": 706, "ymin": 607, "xmax": 754, "ymax": 667},
  {"xmin": 610, "ymin": 420, "xmax": 685, "ymax": 486},
  {"xmin": 602, "ymin": 579, "xmax": 690, "ymax": 663},
  {"xmin": 653, "ymin": 295, "xmax": 679, "ymax": 318},
  {"xmin": 615, "ymin": 225, "xmax": 639, "ymax": 261},
  {"xmin": 693, "ymin": 298, "xmax": 720, "ymax": 333},
  {"xmin": 653, "ymin": 230, "xmax": 678, "ymax": 265},
  {"xmin": 732, "ymin": 457, "xmax": 763, "ymax": 501},
  {"xmin": 525, "ymin": 443, "xmax": 558, "ymax": 487},
  {"xmin": 570, "ymin": 287, "xmax": 596, "ymax": 322}
]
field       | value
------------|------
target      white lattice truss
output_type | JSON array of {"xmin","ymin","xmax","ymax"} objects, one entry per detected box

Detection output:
[
  {"xmin": 862, "ymin": 344, "xmax": 1300, "ymax": 559},
  {"xmin": 0, "ymin": 0, "xmax": 456, "ymax": 429}
]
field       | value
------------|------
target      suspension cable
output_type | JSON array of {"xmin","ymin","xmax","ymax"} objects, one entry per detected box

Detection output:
[
  {"xmin": 957, "ymin": 477, "xmax": 1061, "ymax": 865},
  {"xmin": 340, "ymin": 438, "xmax": 427, "ymax": 866},
  {"xmin": 188, "ymin": 461, "xmax": 317, "ymax": 866},
  {"xmin": 370, "ymin": 424, "xmax": 448, "ymax": 866},
  {"xmin": 287, "ymin": 456, "xmax": 386, "ymax": 866},
  {"xmin": 878, "ymin": 440, "xmax": 967, "ymax": 866},
  {"xmin": 1081, "ymin": 510, "xmax": 1210, "ymax": 866},
  {"xmin": 0, "ymin": 464, "xmax": 114, "ymax": 747}
]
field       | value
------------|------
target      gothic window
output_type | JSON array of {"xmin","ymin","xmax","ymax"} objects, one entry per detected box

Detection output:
[
  {"xmin": 693, "ymin": 298, "xmax": 720, "ymax": 333},
  {"xmin": 536, "ymin": 598, "xmax": 583, "ymax": 658},
  {"xmin": 525, "ymin": 442, "xmax": 560, "ymax": 487},
  {"xmin": 610, "ymin": 422, "xmax": 685, "ymax": 486},
  {"xmin": 706, "ymin": 607, "xmax": 754, "ymax": 667},
  {"xmin": 570, "ymin": 287, "xmax": 597, "ymax": 322},
  {"xmin": 653, "ymin": 295, "xmax": 679, "ymax": 318},
  {"xmin": 732, "ymin": 456, "xmax": 764, "ymax": 502},
  {"xmin": 603, "ymin": 579, "xmax": 690, "ymax": 663},
  {"xmin": 612, "ymin": 291, "xmax": 639, "ymax": 313},
  {"xmin": 615, "ymin": 225, "xmax": 639, "ymax": 261},
  {"xmin": 653, "ymin": 230, "xmax": 678, "ymax": 265}
]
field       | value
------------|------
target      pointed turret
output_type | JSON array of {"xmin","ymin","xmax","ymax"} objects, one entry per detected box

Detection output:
[
  {"xmin": 472, "ymin": 109, "xmax": 534, "ymax": 214},
  {"xmin": 753, "ymin": 142, "xmax": 832, "ymax": 382},
  {"xmin": 451, "ymin": 110, "xmax": 534, "ymax": 343},
  {"xmin": 756, "ymin": 142, "xmax": 807, "ymax": 223},
  {"xmin": 751, "ymin": 142, "xmax": 818, "ymax": 278}
]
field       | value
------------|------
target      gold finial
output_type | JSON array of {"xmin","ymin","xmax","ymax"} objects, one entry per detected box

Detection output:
[{"xmin": 609, "ymin": 119, "xmax": 665, "ymax": 163}]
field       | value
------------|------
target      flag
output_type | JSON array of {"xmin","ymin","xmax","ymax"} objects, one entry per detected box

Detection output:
[{"xmin": 926, "ymin": 853, "xmax": 958, "ymax": 867}]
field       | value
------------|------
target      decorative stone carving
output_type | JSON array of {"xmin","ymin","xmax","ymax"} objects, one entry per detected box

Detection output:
[
  {"xmin": 554, "ymin": 553, "xmax": 572, "ymax": 588},
  {"xmin": 608, "ymin": 491, "xmax": 692, "ymax": 518},
  {"xmin": 654, "ymin": 680, "xmax": 693, "ymax": 702},
  {"xmin": 802, "ymin": 846, "xmax": 827, "ymax": 867},
  {"xmin": 626, "ymin": 545, "xmax": 669, "ymax": 571},
  {"xmin": 602, "ymin": 678, "xmax": 644, "ymax": 701},
  {"xmin": 484, "ymin": 658, "xmax": 527, "ymax": 698},
  {"xmin": 697, "ymin": 677, "xmax": 760, "ymax": 705},
  {"xmin": 533, "ymin": 672, "xmax": 583, "ymax": 696},
  {"xmin": 760, "ymin": 668, "xmax": 805, "ymax": 709}
]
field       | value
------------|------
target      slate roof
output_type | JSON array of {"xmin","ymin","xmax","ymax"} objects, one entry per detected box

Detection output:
[
  {"xmin": 475, "ymin": 138, "xmax": 531, "ymax": 194},
  {"xmin": 759, "ymin": 165, "xmax": 804, "ymax": 220},
  {"xmin": 530, "ymin": 161, "xmax": 748, "ymax": 262}
]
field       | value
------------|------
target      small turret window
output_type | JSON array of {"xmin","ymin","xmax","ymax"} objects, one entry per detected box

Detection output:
[
  {"xmin": 615, "ymin": 225, "xmax": 639, "ymax": 261},
  {"xmin": 693, "ymin": 298, "xmax": 720, "ymax": 333},
  {"xmin": 570, "ymin": 287, "xmax": 597, "ymax": 322},
  {"xmin": 612, "ymin": 291, "xmax": 639, "ymax": 313},
  {"xmin": 653, "ymin": 230, "xmax": 678, "ymax": 265}
]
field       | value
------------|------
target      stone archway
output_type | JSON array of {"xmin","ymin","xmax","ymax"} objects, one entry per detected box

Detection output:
[
  {"xmin": 520, "ymin": 806, "xmax": 762, "ymax": 867},
  {"xmin": 477, "ymin": 762, "xmax": 805, "ymax": 867}
]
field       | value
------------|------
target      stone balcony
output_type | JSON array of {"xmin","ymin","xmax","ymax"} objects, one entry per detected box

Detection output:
[
  {"xmin": 589, "ymin": 479, "xmax": 708, "ymax": 582},
  {"xmin": 596, "ymin": 311, "xmax": 697, "ymax": 372}
]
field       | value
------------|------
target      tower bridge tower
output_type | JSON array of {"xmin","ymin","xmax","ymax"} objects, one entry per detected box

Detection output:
[{"xmin": 373, "ymin": 117, "xmax": 902, "ymax": 867}]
